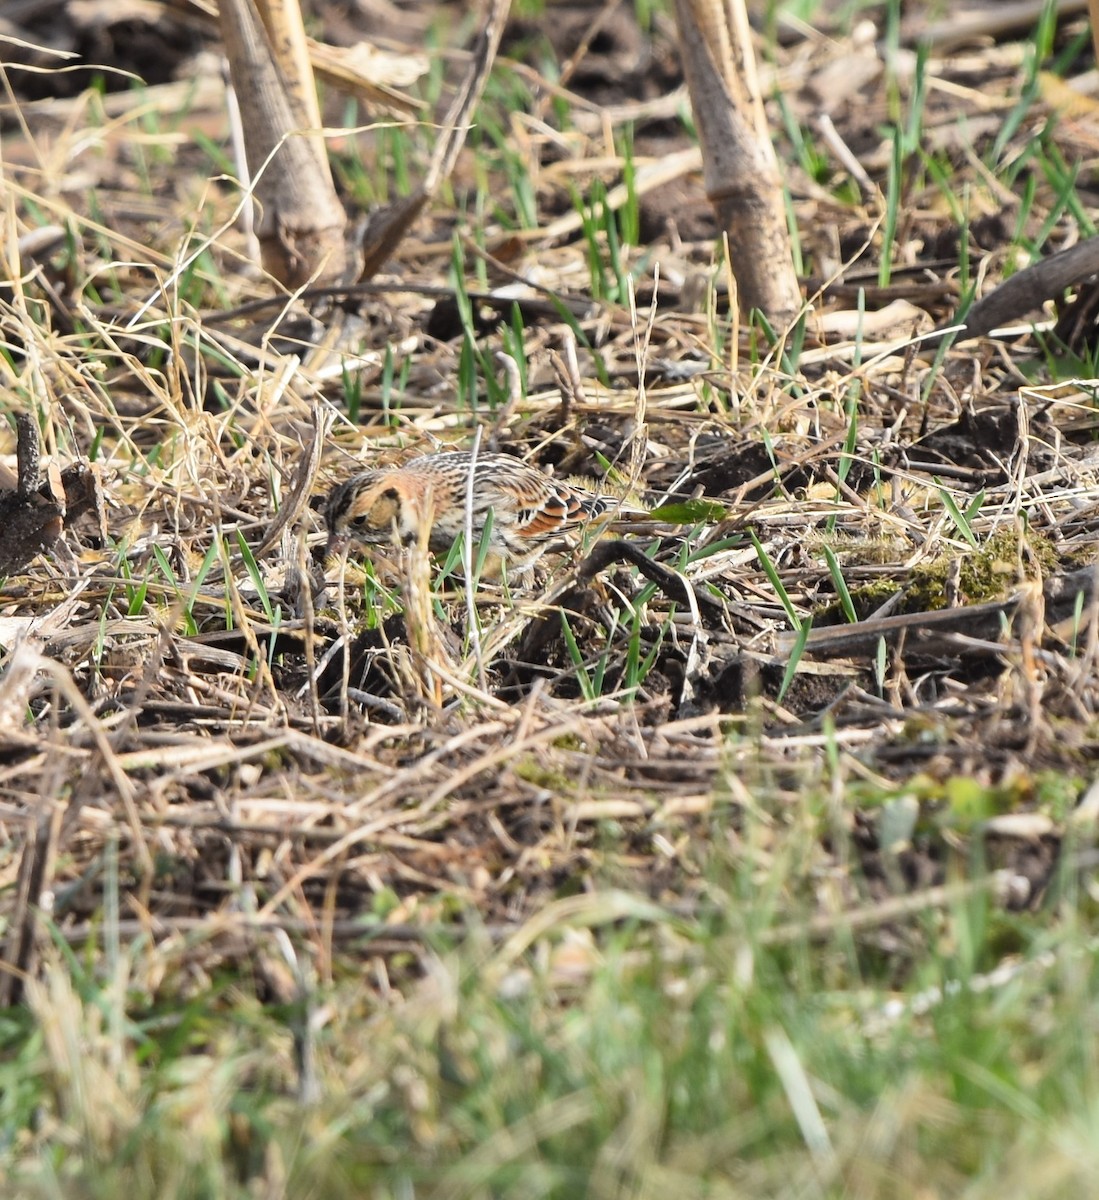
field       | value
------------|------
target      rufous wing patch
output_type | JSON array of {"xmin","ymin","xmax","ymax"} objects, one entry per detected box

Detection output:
[{"xmin": 515, "ymin": 503, "xmax": 569, "ymax": 539}]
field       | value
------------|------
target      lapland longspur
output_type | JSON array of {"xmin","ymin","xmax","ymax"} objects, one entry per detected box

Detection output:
[{"xmin": 324, "ymin": 450, "xmax": 630, "ymax": 578}]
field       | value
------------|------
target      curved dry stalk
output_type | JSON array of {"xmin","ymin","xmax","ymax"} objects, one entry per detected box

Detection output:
[{"xmin": 358, "ymin": 0, "xmax": 511, "ymax": 279}]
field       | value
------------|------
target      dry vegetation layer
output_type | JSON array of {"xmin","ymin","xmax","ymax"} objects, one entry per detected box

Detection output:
[{"xmin": 1, "ymin": 0, "xmax": 1099, "ymax": 993}]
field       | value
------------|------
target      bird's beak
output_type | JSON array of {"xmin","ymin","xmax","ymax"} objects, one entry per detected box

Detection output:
[{"xmin": 325, "ymin": 531, "xmax": 349, "ymax": 558}]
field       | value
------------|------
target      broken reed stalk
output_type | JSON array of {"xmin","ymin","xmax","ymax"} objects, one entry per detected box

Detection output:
[
  {"xmin": 218, "ymin": 0, "xmax": 350, "ymax": 287},
  {"xmin": 0, "ymin": 414, "xmax": 64, "ymax": 576},
  {"xmin": 673, "ymin": 0, "xmax": 802, "ymax": 322}
]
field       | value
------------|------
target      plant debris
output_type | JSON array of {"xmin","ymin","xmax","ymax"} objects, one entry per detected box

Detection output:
[{"xmin": 1, "ymin": 1, "xmax": 1098, "ymax": 996}]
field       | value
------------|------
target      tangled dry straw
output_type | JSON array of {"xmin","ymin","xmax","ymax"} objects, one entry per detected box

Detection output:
[{"xmin": 2, "ymin": 9, "xmax": 1098, "ymax": 997}]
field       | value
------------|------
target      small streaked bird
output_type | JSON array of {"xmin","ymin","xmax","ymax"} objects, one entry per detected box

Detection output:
[{"xmin": 324, "ymin": 450, "xmax": 629, "ymax": 579}]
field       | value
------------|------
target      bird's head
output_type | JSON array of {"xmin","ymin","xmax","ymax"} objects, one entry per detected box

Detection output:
[{"xmin": 324, "ymin": 472, "xmax": 425, "ymax": 557}]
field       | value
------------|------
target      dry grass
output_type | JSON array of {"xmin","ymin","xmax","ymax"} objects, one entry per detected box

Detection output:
[
  {"xmin": 2, "ymin": 0, "xmax": 1096, "ymax": 977},
  {"xmin": 2, "ymin": 3, "xmax": 1099, "ymax": 1190}
]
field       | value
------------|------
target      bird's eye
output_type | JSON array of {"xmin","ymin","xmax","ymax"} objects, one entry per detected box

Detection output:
[{"xmin": 349, "ymin": 514, "xmax": 371, "ymax": 529}]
